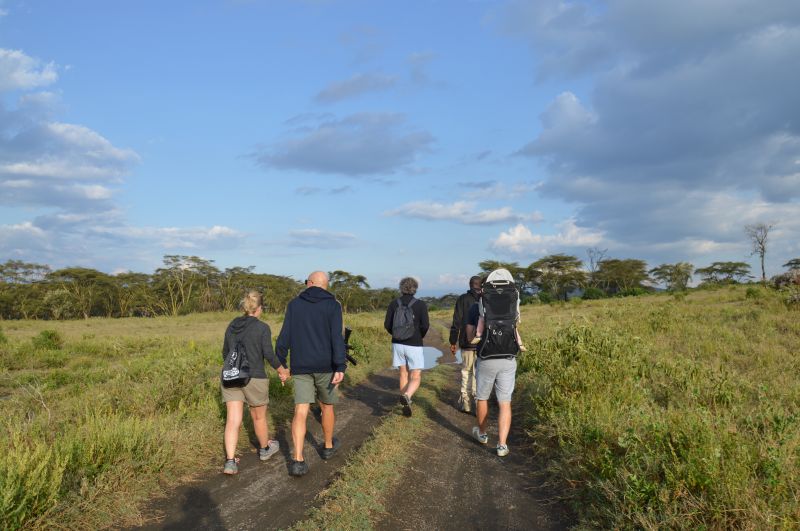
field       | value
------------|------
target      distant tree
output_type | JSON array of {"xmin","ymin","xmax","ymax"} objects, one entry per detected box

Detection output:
[
  {"xmin": 0, "ymin": 260, "xmax": 51, "ymax": 284},
  {"xmin": 47, "ymin": 267, "xmax": 114, "ymax": 319},
  {"xmin": 695, "ymin": 261, "xmax": 752, "ymax": 284},
  {"xmin": 529, "ymin": 254, "xmax": 586, "ymax": 301},
  {"xmin": 329, "ymin": 270, "xmax": 370, "ymax": 313},
  {"xmin": 745, "ymin": 222, "xmax": 774, "ymax": 284},
  {"xmin": 585, "ymin": 247, "xmax": 608, "ymax": 287},
  {"xmin": 113, "ymin": 272, "xmax": 155, "ymax": 317},
  {"xmin": 154, "ymin": 255, "xmax": 218, "ymax": 316},
  {"xmin": 783, "ymin": 258, "xmax": 800, "ymax": 271},
  {"xmin": 594, "ymin": 259, "xmax": 650, "ymax": 293},
  {"xmin": 649, "ymin": 262, "xmax": 694, "ymax": 291}
]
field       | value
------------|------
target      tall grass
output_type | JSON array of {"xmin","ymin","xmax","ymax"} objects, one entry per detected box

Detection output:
[
  {"xmin": 0, "ymin": 311, "xmax": 391, "ymax": 530},
  {"xmin": 515, "ymin": 286, "xmax": 800, "ymax": 529}
]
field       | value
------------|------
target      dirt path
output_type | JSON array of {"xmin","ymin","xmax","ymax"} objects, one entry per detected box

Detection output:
[
  {"xmin": 375, "ymin": 323, "xmax": 575, "ymax": 531},
  {"xmin": 133, "ymin": 370, "xmax": 401, "ymax": 530}
]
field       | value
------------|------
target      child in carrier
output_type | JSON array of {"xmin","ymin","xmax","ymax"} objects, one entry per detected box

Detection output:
[{"xmin": 470, "ymin": 269, "xmax": 527, "ymax": 352}]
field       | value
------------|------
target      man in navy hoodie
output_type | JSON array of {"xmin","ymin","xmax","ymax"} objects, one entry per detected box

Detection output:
[{"xmin": 276, "ymin": 270, "xmax": 347, "ymax": 477}]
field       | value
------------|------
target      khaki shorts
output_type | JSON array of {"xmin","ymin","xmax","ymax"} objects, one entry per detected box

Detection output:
[
  {"xmin": 221, "ymin": 377, "xmax": 269, "ymax": 407},
  {"xmin": 293, "ymin": 372, "xmax": 339, "ymax": 405}
]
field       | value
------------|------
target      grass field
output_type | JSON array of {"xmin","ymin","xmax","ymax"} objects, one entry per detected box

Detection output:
[
  {"xmin": 509, "ymin": 285, "xmax": 800, "ymax": 529},
  {"xmin": 1, "ymin": 285, "xmax": 798, "ymax": 529},
  {"xmin": 0, "ymin": 311, "xmax": 391, "ymax": 530}
]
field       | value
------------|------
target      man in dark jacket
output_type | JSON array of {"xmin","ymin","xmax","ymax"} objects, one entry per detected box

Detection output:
[
  {"xmin": 276, "ymin": 271, "xmax": 347, "ymax": 477},
  {"xmin": 384, "ymin": 277, "xmax": 429, "ymax": 417},
  {"xmin": 449, "ymin": 275, "xmax": 482, "ymax": 413}
]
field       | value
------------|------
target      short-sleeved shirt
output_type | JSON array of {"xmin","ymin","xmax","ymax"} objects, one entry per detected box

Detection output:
[{"xmin": 467, "ymin": 303, "xmax": 479, "ymax": 327}]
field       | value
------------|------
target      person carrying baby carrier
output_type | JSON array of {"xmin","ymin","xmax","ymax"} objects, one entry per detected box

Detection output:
[{"xmin": 468, "ymin": 269, "xmax": 522, "ymax": 457}]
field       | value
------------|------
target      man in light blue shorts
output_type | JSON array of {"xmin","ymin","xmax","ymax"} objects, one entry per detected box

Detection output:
[
  {"xmin": 384, "ymin": 277, "xmax": 429, "ymax": 417},
  {"xmin": 467, "ymin": 276, "xmax": 519, "ymax": 457}
]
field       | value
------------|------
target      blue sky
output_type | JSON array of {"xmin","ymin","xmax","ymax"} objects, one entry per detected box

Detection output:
[{"xmin": 1, "ymin": 0, "xmax": 799, "ymax": 295}]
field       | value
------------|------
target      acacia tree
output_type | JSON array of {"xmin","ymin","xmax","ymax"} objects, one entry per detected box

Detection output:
[
  {"xmin": 595, "ymin": 259, "xmax": 650, "ymax": 294},
  {"xmin": 745, "ymin": 222, "xmax": 774, "ymax": 284},
  {"xmin": 783, "ymin": 258, "xmax": 800, "ymax": 271},
  {"xmin": 47, "ymin": 267, "xmax": 114, "ymax": 319},
  {"xmin": 695, "ymin": 261, "xmax": 752, "ymax": 284},
  {"xmin": 649, "ymin": 262, "xmax": 694, "ymax": 291},
  {"xmin": 529, "ymin": 254, "xmax": 586, "ymax": 301},
  {"xmin": 329, "ymin": 270, "xmax": 370, "ymax": 312}
]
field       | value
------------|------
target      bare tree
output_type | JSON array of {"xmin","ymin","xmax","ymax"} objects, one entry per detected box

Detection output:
[
  {"xmin": 745, "ymin": 222, "xmax": 775, "ymax": 284},
  {"xmin": 586, "ymin": 247, "xmax": 608, "ymax": 287}
]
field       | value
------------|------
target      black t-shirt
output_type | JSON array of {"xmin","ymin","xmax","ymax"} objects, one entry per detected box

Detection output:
[{"xmin": 467, "ymin": 302, "xmax": 479, "ymax": 327}]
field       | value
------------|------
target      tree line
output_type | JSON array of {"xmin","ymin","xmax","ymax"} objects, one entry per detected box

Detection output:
[
  {"xmin": 0, "ymin": 256, "xmax": 401, "ymax": 320},
  {"xmin": 1, "ymin": 248, "xmax": 798, "ymax": 320}
]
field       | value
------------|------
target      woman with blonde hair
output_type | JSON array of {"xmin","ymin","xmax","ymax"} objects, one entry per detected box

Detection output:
[{"xmin": 221, "ymin": 290, "xmax": 289, "ymax": 474}]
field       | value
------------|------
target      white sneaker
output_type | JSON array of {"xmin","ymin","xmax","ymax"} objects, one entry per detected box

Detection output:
[
  {"xmin": 472, "ymin": 426, "xmax": 488, "ymax": 444},
  {"xmin": 496, "ymin": 444, "xmax": 509, "ymax": 457}
]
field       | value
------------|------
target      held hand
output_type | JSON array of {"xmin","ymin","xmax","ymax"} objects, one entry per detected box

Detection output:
[
  {"xmin": 450, "ymin": 344, "xmax": 457, "ymax": 354},
  {"xmin": 331, "ymin": 371, "xmax": 344, "ymax": 386}
]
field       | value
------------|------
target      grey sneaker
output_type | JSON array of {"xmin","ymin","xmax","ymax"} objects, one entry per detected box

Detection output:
[
  {"xmin": 472, "ymin": 426, "xmax": 488, "ymax": 445},
  {"xmin": 401, "ymin": 393, "xmax": 413, "ymax": 417},
  {"xmin": 223, "ymin": 458, "xmax": 239, "ymax": 475},
  {"xmin": 496, "ymin": 444, "xmax": 509, "ymax": 457},
  {"xmin": 259, "ymin": 440, "xmax": 280, "ymax": 461}
]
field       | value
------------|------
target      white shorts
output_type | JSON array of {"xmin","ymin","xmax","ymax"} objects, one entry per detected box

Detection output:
[{"xmin": 392, "ymin": 343, "xmax": 424, "ymax": 370}]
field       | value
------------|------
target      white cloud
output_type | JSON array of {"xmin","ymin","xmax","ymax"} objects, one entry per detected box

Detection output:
[
  {"xmin": 315, "ymin": 72, "xmax": 398, "ymax": 103},
  {"xmin": 288, "ymin": 228, "xmax": 358, "ymax": 248},
  {"xmin": 0, "ymin": 48, "xmax": 58, "ymax": 91},
  {"xmin": 491, "ymin": 219, "xmax": 605, "ymax": 256},
  {"xmin": 253, "ymin": 112, "xmax": 433, "ymax": 176},
  {"xmin": 385, "ymin": 200, "xmax": 542, "ymax": 225}
]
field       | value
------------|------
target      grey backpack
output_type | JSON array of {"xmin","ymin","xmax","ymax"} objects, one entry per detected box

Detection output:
[{"xmin": 391, "ymin": 298, "xmax": 417, "ymax": 340}]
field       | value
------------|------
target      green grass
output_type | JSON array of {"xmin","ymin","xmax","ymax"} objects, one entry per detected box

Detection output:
[
  {"xmin": 0, "ymin": 311, "xmax": 391, "ymax": 530},
  {"xmin": 514, "ymin": 286, "xmax": 800, "ymax": 529}
]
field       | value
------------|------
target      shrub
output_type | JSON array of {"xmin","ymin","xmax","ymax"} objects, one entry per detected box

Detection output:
[
  {"xmin": 537, "ymin": 292, "xmax": 554, "ymax": 304},
  {"xmin": 32, "ymin": 330, "xmax": 64, "ymax": 350},
  {"xmin": 582, "ymin": 287, "xmax": 606, "ymax": 300},
  {"xmin": 745, "ymin": 286, "xmax": 762, "ymax": 299},
  {"xmin": 616, "ymin": 287, "xmax": 649, "ymax": 297}
]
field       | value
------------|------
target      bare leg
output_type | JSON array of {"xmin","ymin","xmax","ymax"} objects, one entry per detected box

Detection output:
[
  {"xmin": 403, "ymin": 369, "xmax": 422, "ymax": 399},
  {"xmin": 398, "ymin": 365, "xmax": 409, "ymax": 392},
  {"xmin": 292, "ymin": 404, "xmax": 310, "ymax": 461},
  {"xmin": 249, "ymin": 404, "xmax": 269, "ymax": 448},
  {"xmin": 476, "ymin": 399, "xmax": 489, "ymax": 435},
  {"xmin": 498, "ymin": 401, "xmax": 512, "ymax": 446},
  {"xmin": 224, "ymin": 401, "xmax": 244, "ymax": 460},
  {"xmin": 320, "ymin": 403, "xmax": 335, "ymax": 448}
]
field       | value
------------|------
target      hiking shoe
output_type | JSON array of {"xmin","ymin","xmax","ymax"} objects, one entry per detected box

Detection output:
[
  {"xmin": 223, "ymin": 458, "xmax": 239, "ymax": 475},
  {"xmin": 289, "ymin": 459, "xmax": 309, "ymax": 477},
  {"xmin": 258, "ymin": 440, "xmax": 280, "ymax": 461},
  {"xmin": 472, "ymin": 427, "xmax": 488, "ymax": 445},
  {"xmin": 401, "ymin": 393, "xmax": 413, "ymax": 417},
  {"xmin": 496, "ymin": 444, "xmax": 509, "ymax": 457},
  {"xmin": 321, "ymin": 437, "xmax": 341, "ymax": 460}
]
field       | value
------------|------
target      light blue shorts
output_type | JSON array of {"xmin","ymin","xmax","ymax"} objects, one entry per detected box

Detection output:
[
  {"xmin": 475, "ymin": 357, "xmax": 517, "ymax": 402},
  {"xmin": 392, "ymin": 344, "xmax": 424, "ymax": 370}
]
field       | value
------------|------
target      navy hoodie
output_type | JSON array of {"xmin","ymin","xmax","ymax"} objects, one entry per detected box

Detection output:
[{"xmin": 275, "ymin": 286, "xmax": 347, "ymax": 374}]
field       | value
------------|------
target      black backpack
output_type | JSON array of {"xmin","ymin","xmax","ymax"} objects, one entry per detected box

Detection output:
[
  {"xmin": 477, "ymin": 280, "xmax": 520, "ymax": 359},
  {"xmin": 391, "ymin": 298, "xmax": 417, "ymax": 340},
  {"xmin": 221, "ymin": 320, "xmax": 254, "ymax": 387}
]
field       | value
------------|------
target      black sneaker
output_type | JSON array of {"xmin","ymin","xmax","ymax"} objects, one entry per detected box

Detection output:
[
  {"xmin": 401, "ymin": 393, "xmax": 412, "ymax": 417},
  {"xmin": 321, "ymin": 437, "xmax": 341, "ymax": 460},
  {"xmin": 289, "ymin": 459, "xmax": 309, "ymax": 477}
]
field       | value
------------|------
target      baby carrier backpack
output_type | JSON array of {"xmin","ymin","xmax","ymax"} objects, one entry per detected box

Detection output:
[{"xmin": 478, "ymin": 270, "xmax": 520, "ymax": 358}]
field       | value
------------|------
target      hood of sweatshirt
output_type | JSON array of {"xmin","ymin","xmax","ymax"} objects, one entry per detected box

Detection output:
[
  {"xmin": 229, "ymin": 315, "xmax": 256, "ymax": 333},
  {"xmin": 299, "ymin": 286, "xmax": 335, "ymax": 303}
]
